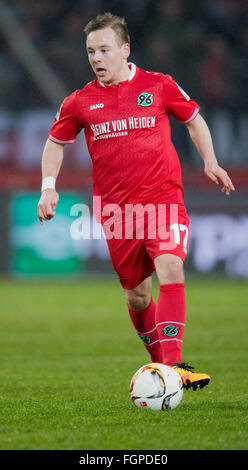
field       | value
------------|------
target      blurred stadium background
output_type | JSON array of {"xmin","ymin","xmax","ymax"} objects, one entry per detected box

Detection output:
[{"xmin": 0, "ymin": 0, "xmax": 247, "ymax": 280}]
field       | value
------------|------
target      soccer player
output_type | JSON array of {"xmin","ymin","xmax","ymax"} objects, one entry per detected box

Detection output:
[{"xmin": 37, "ymin": 13, "xmax": 235, "ymax": 390}]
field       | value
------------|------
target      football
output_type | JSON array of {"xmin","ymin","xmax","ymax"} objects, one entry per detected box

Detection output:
[{"xmin": 130, "ymin": 363, "xmax": 183, "ymax": 411}]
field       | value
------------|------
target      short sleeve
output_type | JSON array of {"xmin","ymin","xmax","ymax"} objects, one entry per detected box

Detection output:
[
  {"xmin": 48, "ymin": 91, "xmax": 83, "ymax": 144},
  {"xmin": 162, "ymin": 75, "xmax": 200, "ymax": 123}
]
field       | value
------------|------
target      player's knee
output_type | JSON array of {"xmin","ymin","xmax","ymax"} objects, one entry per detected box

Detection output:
[
  {"xmin": 155, "ymin": 255, "xmax": 184, "ymax": 284},
  {"xmin": 167, "ymin": 259, "xmax": 184, "ymax": 282},
  {"xmin": 126, "ymin": 291, "xmax": 151, "ymax": 311}
]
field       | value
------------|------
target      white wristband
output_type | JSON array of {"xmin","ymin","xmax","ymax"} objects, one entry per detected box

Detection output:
[{"xmin": 41, "ymin": 176, "xmax": 56, "ymax": 192}]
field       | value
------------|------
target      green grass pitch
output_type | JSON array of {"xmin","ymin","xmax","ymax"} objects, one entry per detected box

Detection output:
[{"xmin": 0, "ymin": 277, "xmax": 247, "ymax": 450}]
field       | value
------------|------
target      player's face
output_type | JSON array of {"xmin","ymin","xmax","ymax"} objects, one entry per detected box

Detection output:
[{"xmin": 86, "ymin": 27, "xmax": 130, "ymax": 85}]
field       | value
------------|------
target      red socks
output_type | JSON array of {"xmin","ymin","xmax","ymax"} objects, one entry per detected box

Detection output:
[
  {"xmin": 128, "ymin": 298, "xmax": 163, "ymax": 363},
  {"xmin": 128, "ymin": 284, "xmax": 186, "ymax": 366},
  {"xmin": 155, "ymin": 283, "xmax": 186, "ymax": 366}
]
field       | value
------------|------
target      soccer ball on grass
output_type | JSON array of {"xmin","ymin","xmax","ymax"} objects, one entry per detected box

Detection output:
[{"xmin": 130, "ymin": 363, "xmax": 183, "ymax": 411}]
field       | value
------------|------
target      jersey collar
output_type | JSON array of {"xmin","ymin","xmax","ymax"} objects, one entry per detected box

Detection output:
[{"xmin": 98, "ymin": 62, "xmax": 136, "ymax": 88}]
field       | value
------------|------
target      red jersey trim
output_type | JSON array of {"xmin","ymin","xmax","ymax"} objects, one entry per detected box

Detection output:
[
  {"xmin": 49, "ymin": 134, "xmax": 75, "ymax": 145},
  {"xmin": 179, "ymin": 107, "xmax": 200, "ymax": 124}
]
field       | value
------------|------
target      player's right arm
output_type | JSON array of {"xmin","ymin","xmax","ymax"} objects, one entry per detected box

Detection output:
[
  {"xmin": 37, "ymin": 139, "xmax": 64, "ymax": 225},
  {"xmin": 37, "ymin": 90, "xmax": 83, "ymax": 225}
]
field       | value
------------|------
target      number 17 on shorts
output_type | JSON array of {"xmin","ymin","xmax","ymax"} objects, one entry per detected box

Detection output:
[{"xmin": 159, "ymin": 223, "xmax": 190, "ymax": 261}]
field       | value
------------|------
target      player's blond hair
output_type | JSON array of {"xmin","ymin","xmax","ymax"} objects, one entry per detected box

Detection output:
[{"xmin": 84, "ymin": 12, "xmax": 130, "ymax": 46}]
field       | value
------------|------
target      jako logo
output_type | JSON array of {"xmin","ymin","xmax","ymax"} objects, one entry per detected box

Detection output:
[{"xmin": 90, "ymin": 103, "xmax": 104, "ymax": 110}]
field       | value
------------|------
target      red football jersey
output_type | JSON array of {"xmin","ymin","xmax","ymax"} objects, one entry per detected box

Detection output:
[{"xmin": 49, "ymin": 63, "xmax": 200, "ymax": 214}]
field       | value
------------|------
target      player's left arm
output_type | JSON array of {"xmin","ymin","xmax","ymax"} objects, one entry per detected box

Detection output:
[{"xmin": 186, "ymin": 113, "xmax": 235, "ymax": 195}]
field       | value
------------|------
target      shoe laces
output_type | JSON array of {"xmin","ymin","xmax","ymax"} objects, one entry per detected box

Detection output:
[{"xmin": 173, "ymin": 362, "xmax": 195, "ymax": 372}]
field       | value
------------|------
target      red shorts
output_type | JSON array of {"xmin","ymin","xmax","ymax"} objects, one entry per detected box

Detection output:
[{"xmin": 103, "ymin": 203, "xmax": 190, "ymax": 290}]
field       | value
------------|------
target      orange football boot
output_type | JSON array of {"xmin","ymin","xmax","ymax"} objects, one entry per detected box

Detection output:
[{"xmin": 173, "ymin": 362, "xmax": 210, "ymax": 390}]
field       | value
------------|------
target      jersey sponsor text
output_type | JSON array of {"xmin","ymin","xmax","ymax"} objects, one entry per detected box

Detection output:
[{"xmin": 90, "ymin": 116, "xmax": 156, "ymax": 140}]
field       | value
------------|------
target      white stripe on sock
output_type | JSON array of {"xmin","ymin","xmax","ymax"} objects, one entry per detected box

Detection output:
[
  {"xmin": 137, "ymin": 326, "xmax": 157, "ymax": 335},
  {"xmin": 159, "ymin": 339, "xmax": 183, "ymax": 343},
  {"xmin": 156, "ymin": 321, "xmax": 184, "ymax": 327},
  {"xmin": 146, "ymin": 339, "xmax": 160, "ymax": 347}
]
